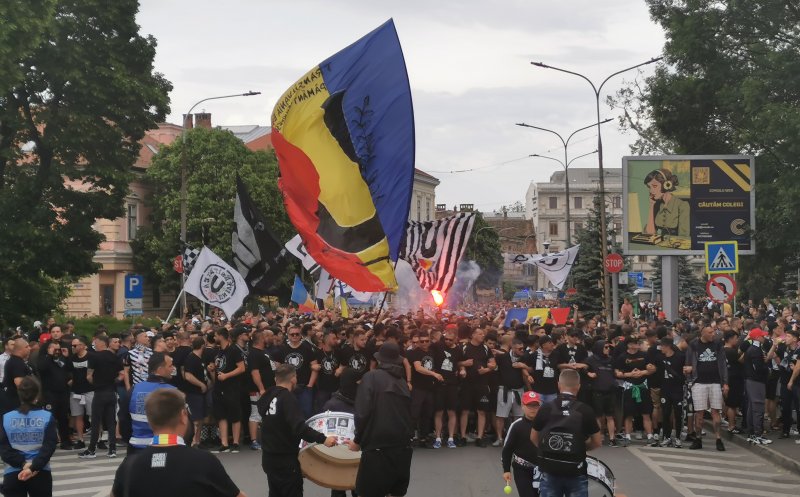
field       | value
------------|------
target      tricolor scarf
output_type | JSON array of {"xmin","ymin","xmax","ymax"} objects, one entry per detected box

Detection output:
[{"xmin": 152, "ymin": 434, "xmax": 185, "ymax": 446}]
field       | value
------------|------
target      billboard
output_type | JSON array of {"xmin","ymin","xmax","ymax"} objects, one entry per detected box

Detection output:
[{"xmin": 622, "ymin": 155, "xmax": 755, "ymax": 255}]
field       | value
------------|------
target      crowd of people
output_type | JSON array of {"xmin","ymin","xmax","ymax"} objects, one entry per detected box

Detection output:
[{"xmin": 0, "ymin": 295, "xmax": 799, "ymax": 496}]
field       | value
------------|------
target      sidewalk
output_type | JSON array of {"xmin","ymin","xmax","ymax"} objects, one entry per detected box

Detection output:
[{"xmin": 724, "ymin": 428, "xmax": 800, "ymax": 475}]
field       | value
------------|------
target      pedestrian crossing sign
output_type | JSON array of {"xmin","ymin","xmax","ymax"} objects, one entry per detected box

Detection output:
[{"xmin": 705, "ymin": 241, "xmax": 739, "ymax": 274}]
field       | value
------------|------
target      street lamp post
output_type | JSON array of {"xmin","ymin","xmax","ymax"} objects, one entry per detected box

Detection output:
[
  {"xmin": 530, "ymin": 57, "xmax": 662, "ymax": 318},
  {"xmin": 179, "ymin": 91, "xmax": 260, "ymax": 316},
  {"xmin": 517, "ymin": 118, "xmax": 611, "ymax": 247}
]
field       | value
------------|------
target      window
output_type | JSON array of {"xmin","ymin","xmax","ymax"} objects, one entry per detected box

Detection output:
[
  {"xmin": 548, "ymin": 197, "xmax": 557, "ymax": 209},
  {"xmin": 127, "ymin": 203, "xmax": 138, "ymax": 240},
  {"xmin": 637, "ymin": 255, "xmax": 648, "ymax": 263},
  {"xmin": 613, "ymin": 222, "xmax": 622, "ymax": 233},
  {"xmin": 549, "ymin": 221, "xmax": 558, "ymax": 236},
  {"xmin": 417, "ymin": 197, "xmax": 421, "ymax": 222},
  {"xmin": 425, "ymin": 199, "xmax": 431, "ymax": 221},
  {"xmin": 574, "ymin": 196, "xmax": 582, "ymax": 209},
  {"xmin": 573, "ymin": 221, "xmax": 583, "ymax": 233},
  {"xmin": 612, "ymin": 196, "xmax": 621, "ymax": 208}
]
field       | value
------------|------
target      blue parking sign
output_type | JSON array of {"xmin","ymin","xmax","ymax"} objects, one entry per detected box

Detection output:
[{"xmin": 124, "ymin": 274, "xmax": 144, "ymax": 298}]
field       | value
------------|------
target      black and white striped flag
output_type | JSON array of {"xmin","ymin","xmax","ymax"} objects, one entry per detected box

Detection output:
[{"xmin": 399, "ymin": 212, "xmax": 476, "ymax": 292}]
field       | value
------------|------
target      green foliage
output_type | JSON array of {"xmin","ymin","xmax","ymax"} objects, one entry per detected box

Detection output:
[
  {"xmin": 465, "ymin": 212, "xmax": 505, "ymax": 289},
  {"xmin": 649, "ymin": 255, "xmax": 706, "ymax": 299},
  {"xmin": 0, "ymin": 0, "xmax": 171, "ymax": 327},
  {"xmin": 54, "ymin": 314, "xmax": 161, "ymax": 337},
  {"xmin": 502, "ymin": 281, "xmax": 518, "ymax": 301},
  {"xmin": 132, "ymin": 128, "xmax": 295, "ymax": 293},
  {"xmin": 616, "ymin": 0, "xmax": 800, "ymax": 299}
]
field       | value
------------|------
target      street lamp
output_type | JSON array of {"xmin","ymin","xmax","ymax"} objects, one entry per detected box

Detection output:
[
  {"xmin": 530, "ymin": 57, "xmax": 662, "ymax": 318},
  {"xmin": 518, "ymin": 118, "xmax": 612, "ymax": 247},
  {"xmin": 179, "ymin": 91, "xmax": 261, "ymax": 315}
]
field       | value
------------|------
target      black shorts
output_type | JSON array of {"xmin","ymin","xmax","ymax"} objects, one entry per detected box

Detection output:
[
  {"xmin": 592, "ymin": 391, "xmax": 615, "ymax": 417},
  {"xmin": 766, "ymin": 374, "xmax": 779, "ymax": 401},
  {"xmin": 623, "ymin": 386, "xmax": 654, "ymax": 417},
  {"xmin": 212, "ymin": 386, "xmax": 241, "ymax": 421},
  {"xmin": 435, "ymin": 384, "xmax": 459, "ymax": 412},
  {"xmin": 185, "ymin": 392, "xmax": 206, "ymax": 422},
  {"xmin": 459, "ymin": 382, "xmax": 491, "ymax": 412},
  {"xmin": 356, "ymin": 447, "xmax": 413, "ymax": 497},
  {"xmin": 725, "ymin": 379, "xmax": 745, "ymax": 408}
]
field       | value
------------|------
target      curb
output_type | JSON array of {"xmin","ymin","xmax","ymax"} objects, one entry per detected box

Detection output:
[{"xmin": 715, "ymin": 425, "xmax": 800, "ymax": 476}]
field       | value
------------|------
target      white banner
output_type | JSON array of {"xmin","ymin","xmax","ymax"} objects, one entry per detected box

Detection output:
[
  {"xmin": 505, "ymin": 245, "xmax": 580, "ymax": 290},
  {"xmin": 184, "ymin": 247, "xmax": 249, "ymax": 319}
]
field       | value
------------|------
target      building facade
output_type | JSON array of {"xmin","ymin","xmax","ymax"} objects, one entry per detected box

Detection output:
[{"xmin": 409, "ymin": 169, "xmax": 440, "ymax": 222}]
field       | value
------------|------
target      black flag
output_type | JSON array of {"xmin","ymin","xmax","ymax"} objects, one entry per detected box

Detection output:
[{"xmin": 232, "ymin": 175, "xmax": 287, "ymax": 294}]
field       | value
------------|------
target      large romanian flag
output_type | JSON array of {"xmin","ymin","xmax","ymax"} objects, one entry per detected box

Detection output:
[{"xmin": 271, "ymin": 20, "xmax": 415, "ymax": 292}]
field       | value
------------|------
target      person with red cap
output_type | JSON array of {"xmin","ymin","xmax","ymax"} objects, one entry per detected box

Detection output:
[
  {"xmin": 501, "ymin": 391, "xmax": 542, "ymax": 497},
  {"xmin": 743, "ymin": 328, "xmax": 773, "ymax": 444}
]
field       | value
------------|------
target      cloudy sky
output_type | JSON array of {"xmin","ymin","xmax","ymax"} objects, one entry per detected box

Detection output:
[{"xmin": 137, "ymin": 0, "xmax": 665, "ymax": 212}]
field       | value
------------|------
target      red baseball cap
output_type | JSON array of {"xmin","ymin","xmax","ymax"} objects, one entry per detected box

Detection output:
[
  {"xmin": 521, "ymin": 391, "xmax": 542, "ymax": 406},
  {"xmin": 748, "ymin": 328, "xmax": 768, "ymax": 339}
]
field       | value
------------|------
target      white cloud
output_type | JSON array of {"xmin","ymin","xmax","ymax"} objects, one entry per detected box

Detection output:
[{"xmin": 137, "ymin": 0, "xmax": 664, "ymax": 212}]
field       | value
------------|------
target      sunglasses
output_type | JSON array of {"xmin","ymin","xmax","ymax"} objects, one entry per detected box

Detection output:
[
  {"xmin": 419, "ymin": 339, "xmax": 430, "ymax": 343},
  {"xmin": 288, "ymin": 333, "xmax": 301, "ymax": 337}
]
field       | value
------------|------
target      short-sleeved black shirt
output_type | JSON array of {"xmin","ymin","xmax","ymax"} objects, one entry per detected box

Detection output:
[
  {"xmin": 215, "ymin": 345, "xmax": 243, "ymax": 392},
  {"xmin": 3, "ymin": 356, "xmax": 33, "ymax": 402},
  {"xmin": 433, "ymin": 342, "xmax": 461, "ymax": 385},
  {"xmin": 181, "ymin": 352, "xmax": 207, "ymax": 395},
  {"xmin": 337, "ymin": 344, "xmax": 373, "ymax": 381},
  {"xmin": 248, "ymin": 346, "xmax": 275, "ymax": 392},
  {"xmin": 273, "ymin": 341, "xmax": 316, "ymax": 385},
  {"xmin": 315, "ymin": 348, "xmax": 340, "ymax": 393},
  {"xmin": 88, "ymin": 350, "xmax": 123, "ymax": 391},
  {"xmin": 69, "ymin": 352, "xmax": 93, "ymax": 394},
  {"xmin": 462, "ymin": 343, "xmax": 492, "ymax": 385},
  {"xmin": 112, "ymin": 444, "xmax": 240, "ymax": 497},
  {"xmin": 407, "ymin": 347, "xmax": 437, "ymax": 391},
  {"xmin": 613, "ymin": 351, "xmax": 651, "ymax": 386}
]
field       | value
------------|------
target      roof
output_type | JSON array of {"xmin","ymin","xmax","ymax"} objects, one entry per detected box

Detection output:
[
  {"xmin": 218, "ymin": 124, "xmax": 272, "ymax": 144},
  {"xmin": 414, "ymin": 168, "xmax": 440, "ymax": 186},
  {"xmin": 548, "ymin": 168, "xmax": 621, "ymax": 184}
]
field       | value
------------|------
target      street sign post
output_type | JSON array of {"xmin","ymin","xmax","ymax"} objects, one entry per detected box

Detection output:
[
  {"xmin": 706, "ymin": 274, "xmax": 737, "ymax": 303},
  {"xmin": 705, "ymin": 241, "xmax": 739, "ymax": 274},
  {"xmin": 124, "ymin": 274, "xmax": 144, "ymax": 316},
  {"xmin": 605, "ymin": 253, "xmax": 624, "ymax": 273},
  {"xmin": 628, "ymin": 271, "xmax": 645, "ymax": 287}
]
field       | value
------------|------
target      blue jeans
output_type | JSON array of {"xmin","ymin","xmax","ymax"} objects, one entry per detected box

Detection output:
[
  {"xmin": 539, "ymin": 473, "xmax": 588, "ymax": 497},
  {"xmin": 294, "ymin": 385, "xmax": 313, "ymax": 419}
]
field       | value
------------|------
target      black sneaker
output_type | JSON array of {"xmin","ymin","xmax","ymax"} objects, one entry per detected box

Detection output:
[
  {"xmin": 455, "ymin": 437, "xmax": 467, "ymax": 447},
  {"xmin": 685, "ymin": 432, "xmax": 696, "ymax": 442},
  {"xmin": 230, "ymin": 444, "xmax": 240, "ymax": 453},
  {"xmin": 72, "ymin": 440, "xmax": 86, "ymax": 450},
  {"xmin": 78, "ymin": 449, "xmax": 96, "ymax": 459},
  {"xmin": 689, "ymin": 438, "xmax": 702, "ymax": 450},
  {"xmin": 98, "ymin": 441, "xmax": 108, "ymax": 450},
  {"xmin": 108, "ymin": 450, "xmax": 117, "ymax": 458},
  {"xmin": 60, "ymin": 443, "xmax": 74, "ymax": 451},
  {"xmin": 211, "ymin": 445, "xmax": 230, "ymax": 453},
  {"xmin": 608, "ymin": 439, "xmax": 618, "ymax": 447},
  {"xmin": 716, "ymin": 438, "xmax": 725, "ymax": 451},
  {"xmin": 475, "ymin": 438, "xmax": 486, "ymax": 448}
]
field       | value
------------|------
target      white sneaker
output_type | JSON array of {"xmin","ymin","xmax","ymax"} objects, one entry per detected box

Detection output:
[
  {"xmin": 790, "ymin": 428, "xmax": 799, "ymax": 436},
  {"xmin": 794, "ymin": 438, "xmax": 800, "ymax": 445},
  {"xmin": 492, "ymin": 439, "xmax": 502, "ymax": 447},
  {"xmin": 757, "ymin": 436, "xmax": 773, "ymax": 445},
  {"xmin": 634, "ymin": 431, "xmax": 643, "ymax": 440},
  {"xmin": 673, "ymin": 438, "xmax": 682, "ymax": 448}
]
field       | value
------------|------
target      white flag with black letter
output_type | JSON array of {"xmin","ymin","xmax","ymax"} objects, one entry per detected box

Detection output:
[
  {"xmin": 505, "ymin": 245, "xmax": 580, "ymax": 290},
  {"xmin": 184, "ymin": 247, "xmax": 249, "ymax": 319}
]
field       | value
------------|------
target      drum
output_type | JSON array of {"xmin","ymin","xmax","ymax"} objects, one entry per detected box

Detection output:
[
  {"xmin": 586, "ymin": 456, "xmax": 615, "ymax": 496},
  {"xmin": 298, "ymin": 411, "xmax": 361, "ymax": 491}
]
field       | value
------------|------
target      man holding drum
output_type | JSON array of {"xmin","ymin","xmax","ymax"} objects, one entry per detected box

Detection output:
[{"xmin": 258, "ymin": 364, "xmax": 337, "ymax": 497}]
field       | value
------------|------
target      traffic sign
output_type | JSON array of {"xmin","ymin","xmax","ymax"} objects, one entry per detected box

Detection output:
[
  {"xmin": 566, "ymin": 288, "xmax": 577, "ymax": 296},
  {"xmin": 173, "ymin": 255, "xmax": 183, "ymax": 274},
  {"xmin": 605, "ymin": 253, "xmax": 624, "ymax": 273},
  {"xmin": 618, "ymin": 272, "xmax": 628, "ymax": 285},
  {"xmin": 124, "ymin": 274, "xmax": 143, "ymax": 315},
  {"xmin": 706, "ymin": 274, "xmax": 737, "ymax": 303},
  {"xmin": 628, "ymin": 271, "xmax": 645, "ymax": 287},
  {"xmin": 705, "ymin": 241, "xmax": 739, "ymax": 274}
]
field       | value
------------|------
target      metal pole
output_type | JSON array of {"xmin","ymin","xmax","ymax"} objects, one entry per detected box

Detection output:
[
  {"xmin": 612, "ymin": 272, "xmax": 619, "ymax": 322},
  {"xmin": 564, "ymin": 145, "xmax": 571, "ymax": 247},
  {"xmin": 179, "ymin": 91, "xmax": 260, "ymax": 318}
]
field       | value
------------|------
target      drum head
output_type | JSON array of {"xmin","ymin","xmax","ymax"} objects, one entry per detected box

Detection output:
[
  {"xmin": 585, "ymin": 456, "xmax": 615, "ymax": 496},
  {"xmin": 299, "ymin": 445, "xmax": 360, "ymax": 491}
]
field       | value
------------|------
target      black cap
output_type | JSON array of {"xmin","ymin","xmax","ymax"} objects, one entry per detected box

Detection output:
[{"xmin": 374, "ymin": 342, "xmax": 403, "ymax": 365}]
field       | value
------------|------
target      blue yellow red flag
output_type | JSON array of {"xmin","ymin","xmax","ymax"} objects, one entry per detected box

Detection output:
[
  {"xmin": 271, "ymin": 19, "xmax": 414, "ymax": 292},
  {"xmin": 291, "ymin": 275, "xmax": 316, "ymax": 312}
]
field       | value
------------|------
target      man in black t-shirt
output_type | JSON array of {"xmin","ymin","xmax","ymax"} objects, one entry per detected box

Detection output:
[
  {"xmin": 494, "ymin": 339, "xmax": 528, "ymax": 447},
  {"xmin": 532, "ymin": 369, "xmax": 601, "ymax": 497},
  {"xmin": 182, "ymin": 337, "xmax": 208, "ymax": 447},
  {"xmin": 458, "ymin": 328, "xmax": 495, "ymax": 447},
  {"xmin": 2, "ymin": 338, "xmax": 32, "ymax": 412},
  {"xmin": 81, "ymin": 335, "xmax": 123, "ymax": 458},
  {"xmin": 337, "ymin": 329, "xmax": 373, "ymax": 381},
  {"xmin": 313, "ymin": 329, "xmax": 339, "ymax": 415},
  {"xmin": 212, "ymin": 328, "xmax": 245, "ymax": 453},
  {"xmin": 246, "ymin": 329, "xmax": 274, "ymax": 450},
  {"xmin": 684, "ymin": 325, "xmax": 728, "ymax": 450},
  {"xmin": 432, "ymin": 327, "xmax": 461, "ymax": 449},
  {"xmin": 529, "ymin": 336, "xmax": 558, "ymax": 404},
  {"xmin": 613, "ymin": 338, "xmax": 655, "ymax": 446},
  {"xmin": 272, "ymin": 325, "xmax": 319, "ymax": 419},
  {"xmin": 69, "ymin": 336, "xmax": 93, "ymax": 449},
  {"xmin": 657, "ymin": 338, "xmax": 686, "ymax": 448},
  {"xmin": 723, "ymin": 331, "xmax": 745, "ymax": 435},
  {"xmin": 111, "ymin": 388, "xmax": 245, "ymax": 497},
  {"xmin": 407, "ymin": 331, "xmax": 441, "ymax": 447},
  {"xmin": 552, "ymin": 330, "xmax": 590, "ymax": 403}
]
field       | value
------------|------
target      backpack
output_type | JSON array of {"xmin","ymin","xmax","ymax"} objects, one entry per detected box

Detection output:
[{"xmin": 538, "ymin": 396, "xmax": 586, "ymax": 474}]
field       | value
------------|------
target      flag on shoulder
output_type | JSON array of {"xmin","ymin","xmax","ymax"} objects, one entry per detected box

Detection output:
[
  {"xmin": 232, "ymin": 175, "xmax": 287, "ymax": 294},
  {"xmin": 400, "ymin": 212, "xmax": 476, "ymax": 292},
  {"xmin": 184, "ymin": 247, "xmax": 249, "ymax": 319}
]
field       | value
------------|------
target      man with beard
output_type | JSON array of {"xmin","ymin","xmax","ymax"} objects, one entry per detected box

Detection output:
[
  {"xmin": 529, "ymin": 336, "xmax": 558, "ymax": 404},
  {"xmin": 338, "ymin": 329, "xmax": 373, "ymax": 381},
  {"xmin": 586, "ymin": 340, "xmax": 618, "ymax": 446},
  {"xmin": 38, "ymin": 340, "xmax": 72, "ymax": 449},
  {"xmin": 314, "ymin": 329, "xmax": 340, "ymax": 415},
  {"xmin": 493, "ymin": 339, "xmax": 528, "ymax": 447},
  {"xmin": 458, "ymin": 328, "xmax": 495, "ymax": 447},
  {"xmin": 273, "ymin": 324, "xmax": 319, "ymax": 419},
  {"xmin": 407, "ymin": 330, "xmax": 442, "ymax": 447},
  {"xmin": 247, "ymin": 329, "xmax": 274, "ymax": 450},
  {"xmin": 211, "ymin": 328, "xmax": 245, "ymax": 453}
]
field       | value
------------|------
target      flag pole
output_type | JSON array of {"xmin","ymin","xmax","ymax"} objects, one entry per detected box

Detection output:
[{"xmin": 165, "ymin": 289, "xmax": 185, "ymax": 323}]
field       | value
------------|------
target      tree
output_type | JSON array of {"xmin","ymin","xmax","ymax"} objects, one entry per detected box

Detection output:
[
  {"xmin": 649, "ymin": 255, "xmax": 706, "ymax": 300},
  {"xmin": 0, "ymin": 0, "xmax": 171, "ymax": 327},
  {"xmin": 465, "ymin": 212, "xmax": 504, "ymax": 289},
  {"xmin": 132, "ymin": 128, "xmax": 295, "ymax": 294},
  {"xmin": 568, "ymin": 195, "xmax": 621, "ymax": 314},
  {"xmin": 613, "ymin": 0, "xmax": 800, "ymax": 300}
]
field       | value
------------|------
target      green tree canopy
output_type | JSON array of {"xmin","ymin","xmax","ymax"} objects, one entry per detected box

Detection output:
[
  {"xmin": 613, "ymin": 0, "xmax": 800, "ymax": 300},
  {"xmin": 0, "ymin": 0, "xmax": 171, "ymax": 327},
  {"xmin": 465, "ymin": 212, "xmax": 505, "ymax": 289},
  {"xmin": 132, "ymin": 128, "xmax": 295, "ymax": 294}
]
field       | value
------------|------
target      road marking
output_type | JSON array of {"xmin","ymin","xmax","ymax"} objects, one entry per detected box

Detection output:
[
  {"xmin": 53, "ymin": 487, "xmax": 113, "ymax": 497},
  {"xmin": 50, "ymin": 458, "xmax": 122, "ymax": 469},
  {"xmin": 642, "ymin": 452, "xmax": 754, "ymax": 466},
  {"xmin": 668, "ymin": 472, "xmax": 798, "ymax": 490},
  {"xmin": 53, "ymin": 475, "xmax": 117, "ymax": 487},
  {"xmin": 682, "ymin": 482, "xmax": 796, "ymax": 497},
  {"xmin": 657, "ymin": 462, "xmax": 781, "ymax": 478},
  {"xmin": 627, "ymin": 447, "xmax": 698, "ymax": 497},
  {"xmin": 53, "ymin": 465, "xmax": 123, "ymax": 476},
  {"xmin": 640, "ymin": 446, "xmax": 744, "ymax": 458},
  {"xmin": 89, "ymin": 490, "xmax": 111, "ymax": 497}
]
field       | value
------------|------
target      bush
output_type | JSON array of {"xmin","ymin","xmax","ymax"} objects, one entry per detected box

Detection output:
[{"xmin": 54, "ymin": 315, "xmax": 161, "ymax": 338}]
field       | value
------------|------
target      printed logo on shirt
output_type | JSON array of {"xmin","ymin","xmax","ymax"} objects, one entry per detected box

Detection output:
[
  {"xmin": 349, "ymin": 353, "xmax": 367, "ymax": 372},
  {"xmin": 699, "ymin": 348, "xmax": 717, "ymax": 362},
  {"xmin": 421, "ymin": 356, "xmax": 434, "ymax": 371},
  {"xmin": 151, "ymin": 453, "xmax": 167, "ymax": 468},
  {"xmin": 321, "ymin": 354, "xmax": 338, "ymax": 375},
  {"xmin": 285, "ymin": 352, "xmax": 304, "ymax": 369}
]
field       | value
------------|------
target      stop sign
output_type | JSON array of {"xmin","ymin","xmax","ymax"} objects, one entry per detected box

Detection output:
[
  {"xmin": 566, "ymin": 288, "xmax": 577, "ymax": 296},
  {"xmin": 605, "ymin": 253, "xmax": 624, "ymax": 273}
]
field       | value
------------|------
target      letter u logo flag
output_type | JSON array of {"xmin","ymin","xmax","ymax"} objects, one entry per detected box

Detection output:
[{"xmin": 271, "ymin": 19, "xmax": 415, "ymax": 292}]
